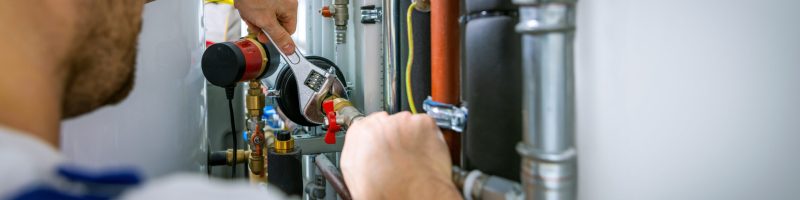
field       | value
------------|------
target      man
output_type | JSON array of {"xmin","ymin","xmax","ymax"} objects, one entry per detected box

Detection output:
[{"xmin": 0, "ymin": 0, "xmax": 460, "ymax": 199}]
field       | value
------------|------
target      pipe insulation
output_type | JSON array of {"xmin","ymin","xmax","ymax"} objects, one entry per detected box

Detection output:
[
  {"xmin": 463, "ymin": 14, "xmax": 522, "ymax": 181},
  {"xmin": 465, "ymin": 0, "xmax": 516, "ymax": 13},
  {"xmin": 399, "ymin": 0, "xmax": 431, "ymax": 112}
]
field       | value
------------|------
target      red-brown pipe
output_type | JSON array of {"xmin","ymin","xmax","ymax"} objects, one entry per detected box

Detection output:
[{"xmin": 431, "ymin": 0, "xmax": 461, "ymax": 164}]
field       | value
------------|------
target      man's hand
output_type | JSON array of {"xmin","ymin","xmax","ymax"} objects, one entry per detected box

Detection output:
[
  {"xmin": 341, "ymin": 112, "xmax": 462, "ymax": 199},
  {"xmin": 235, "ymin": 0, "xmax": 298, "ymax": 54}
]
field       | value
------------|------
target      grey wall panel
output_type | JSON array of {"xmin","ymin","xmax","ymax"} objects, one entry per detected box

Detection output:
[{"xmin": 576, "ymin": 0, "xmax": 800, "ymax": 199}]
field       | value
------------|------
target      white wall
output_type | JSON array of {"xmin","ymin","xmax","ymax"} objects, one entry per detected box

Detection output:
[
  {"xmin": 61, "ymin": 0, "xmax": 206, "ymax": 178},
  {"xmin": 576, "ymin": 0, "xmax": 800, "ymax": 199}
]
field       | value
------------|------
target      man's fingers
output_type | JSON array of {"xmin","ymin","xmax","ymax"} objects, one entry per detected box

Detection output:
[
  {"xmin": 413, "ymin": 114, "xmax": 439, "ymax": 130},
  {"xmin": 261, "ymin": 19, "xmax": 296, "ymax": 54},
  {"xmin": 280, "ymin": 18, "xmax": 297, "ymax": 35},
  {"xmin": 278, "ymin": 0, "xmax": 298, "ymax": 34},
  {"xmin": 243, "ymin": 20, "xmax": 268, "ymax": 44},
  {"xmin": 256, "ymin": 32, "xmax": 268, "ymax": 44},
  {"xmin": 244, "ymin": 20, "xmax": 255, "ymax": 31}
]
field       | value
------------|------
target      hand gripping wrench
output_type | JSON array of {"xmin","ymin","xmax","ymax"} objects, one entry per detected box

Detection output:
[{"xmin": 261, "ymin": 30, "xmax": 348, "ymax": 125}]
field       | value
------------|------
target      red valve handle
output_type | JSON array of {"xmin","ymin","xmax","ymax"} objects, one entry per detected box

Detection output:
[
  {"xmin": 320, "ymin": 6, "xmax": 333, "ymax": 18},
  {"xmin": 323, "ymin": 100, "xmax": 340, "ymax": 144}
]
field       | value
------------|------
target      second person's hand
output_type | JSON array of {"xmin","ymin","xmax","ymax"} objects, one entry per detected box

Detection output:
[
  {"xmin": 235, "ymin": 0, "xmax": 298, "ymax": 54},
  {"xmin": 340, "ymin": 112, "xmax": 462, "ymax": 199}
]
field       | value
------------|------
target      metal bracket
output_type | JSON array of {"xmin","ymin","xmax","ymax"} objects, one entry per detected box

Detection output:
[
  {"xmin": 294, "ymin": 133, "xmax": 345, "ymax": 155},
  {"xmin": 423, "ymin": 97, "xmax": 468, "ymax": 133},
  {"xmin": 266, "ymin": 89, "xmax": 281, "ymax": 97},
  {"xmin": 360, "ymin": 5, "xmax": 383, "ymax": 24}
]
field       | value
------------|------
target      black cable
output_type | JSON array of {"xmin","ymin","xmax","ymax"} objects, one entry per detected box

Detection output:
[{"xmin": 225, "ymin": 86, "xmax": 237, "ymax": 178}]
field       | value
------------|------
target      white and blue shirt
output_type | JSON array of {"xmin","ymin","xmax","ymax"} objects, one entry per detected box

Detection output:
[{"xmin": 0, "ymin": 126, "xmax": 290, "ymax": 200}]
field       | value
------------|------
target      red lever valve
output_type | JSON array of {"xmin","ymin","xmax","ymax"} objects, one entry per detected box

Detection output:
[
  {"xmin": 320, "ymin": 6, "xmax": 333, "ymax": 18},
  {"xmin": 323, "ymin": 100, "xmax": 340, "ymax": 144}
]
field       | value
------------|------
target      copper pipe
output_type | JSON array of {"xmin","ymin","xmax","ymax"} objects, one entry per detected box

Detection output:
[
  {"xmin": 314, "ymin": 154, "xmax": 352, "ymax": 200},
  {"xmin": 431, "ymin": 0, "xmax": 461, "ymax": 164}
]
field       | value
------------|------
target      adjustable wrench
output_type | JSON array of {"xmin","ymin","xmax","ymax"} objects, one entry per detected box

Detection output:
[{"xmin": 260, "ymin": 30, "xmax": 348, "ymax": 125}]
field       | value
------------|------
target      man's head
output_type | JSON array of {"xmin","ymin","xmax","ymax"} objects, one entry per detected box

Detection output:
[
  {"xmin": 0, "ymin": 0, "xmax": 149, "ymax": 146},
  {"xmin": 60, "ymin": 0, "xmax": 146, "ymax": 118}
]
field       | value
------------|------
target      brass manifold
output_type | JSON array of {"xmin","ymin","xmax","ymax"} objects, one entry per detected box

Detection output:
[
  {"xmin": 223, "ymin": 148, "xmax": 268, "ymax": 184},
  {"xmin": 245, "ymin": 80, "xmax": 267, "ymax": 177}
]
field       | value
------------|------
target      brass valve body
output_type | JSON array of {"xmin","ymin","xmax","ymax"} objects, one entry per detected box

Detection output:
[{"xmin": 246, "ymin": 81, "xmax": 266, "ymax": 118}]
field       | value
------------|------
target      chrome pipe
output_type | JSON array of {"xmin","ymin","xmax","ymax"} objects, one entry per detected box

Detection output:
[
  {"xmin": 382, "ymin": 0, "xmax": 399, "ymax": 113},
  {"xmin": 453, "ymin": 166, "xmax": 523, "ymax": 200},
  {"xmin": 513, "ymin": 0, "xmax": 578, "ymax": 199},
  {"xmin": 301, "ymin": 155, "xmax": 315, "ymax": 200}
]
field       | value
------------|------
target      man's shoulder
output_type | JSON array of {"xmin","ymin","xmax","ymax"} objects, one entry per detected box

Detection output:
[
  {"xmin": 0, "ymin": 126, "xmax": 64, "ymax": 199},
  {"xmin": 120, "ymin": 174, "xmax": 293, "ymax": 200}
]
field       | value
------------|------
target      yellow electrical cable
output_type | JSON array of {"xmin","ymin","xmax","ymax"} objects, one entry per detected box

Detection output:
[
  {"xmin": 205, "ymin": 0, "xmax": 234, "ymax": 5},
  {"xmin": 406, "ymin": 2, "xmax": 418, "ymax": 114}
]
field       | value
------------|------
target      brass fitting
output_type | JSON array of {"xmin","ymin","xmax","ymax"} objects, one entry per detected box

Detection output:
[
  {"xmin": 246, "ymin": 81, "xmax": 266, "ymax": 118},
  {"xmin": 274, "ymin": 130, "xmax": 295, "ymax": 154},
  {"xmin": 332, "ymin": 0, "xmax": 349, "ymax": 28},
  {"xmin": 274, "ymin": 138, "xmax": 295, "ymax": 154},
  {"xmin": 324, "ymin": 96, "xmax": 354, "ymax": 111},
  {"xmin": 413, "ymin": 0, "xmax": 431, "ymax": 12},
  {"xmin": 226, "ymin": 149, "xmax": 250, "ymax": 165},
  {"xmin": 323, "ymin": 96, "xmax": 365, "ymax": 127},
  {"xmin": 332, "ymin": 0, "xmax": 349, "ymax": 44},
  {"xmin": 249, "ymin": 152, "xmax": 265, "ymax": 175},
  {"xmin": 249, "ymin": 130, "xmax": 269, "ymax": 176},
  {"xmin": 245, "ymin": 28, "xmax": 260, "ymax": 40}
]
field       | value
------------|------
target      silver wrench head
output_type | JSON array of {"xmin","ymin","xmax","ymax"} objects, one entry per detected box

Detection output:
[{"xmin": 261, "ymin": 30, "xmax": 348, "ymax": 125}]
